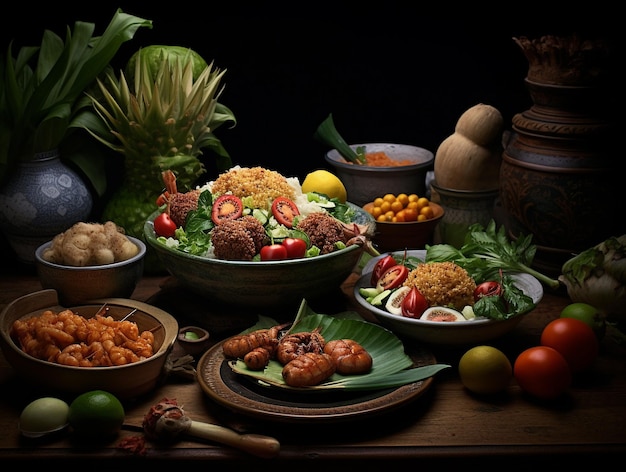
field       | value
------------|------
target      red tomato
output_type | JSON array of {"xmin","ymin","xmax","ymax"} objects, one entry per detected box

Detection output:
[
  {"xmin": 376, "ymin": 265, "xmax": 409, "ymax": 292},
  {"xmin": 370, "ymin": 255, "xmax": 397, "ymax": 285},
  {"xmin": 282, "ymin": 237, "xmax": 307, "ymax": 259},
  {"xmin": 401, "ymin": 287, "xmax": 429, "ymax": 319},
  {"xmin": 211, "ymin": 195, "xmax": 243, "ymax": 225},
  {"xmin": 153, "ymin": 212, "xmax": 177, "ymax": 238},
  {"xmin": 540, "ymin": 317, "xmax": 599, "ymax": 373},
  {"xmin": 513, "ymin": 346, "xmax": 572, "ymax": 399},
  {"xmin": 260, "ymin": 244, "xmax": 288, "ymax": 261},
  {"xmin": 271, "ymin": 197, "xmax": 300, "ymax": 228},
  {"xmin": 473, "ymin": 281, "xmax": 502, "ymax": 301}
]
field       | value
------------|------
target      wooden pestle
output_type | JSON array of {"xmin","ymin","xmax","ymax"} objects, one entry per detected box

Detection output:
[{"xmin": 143, "ymin": 398, "xmax": 280, "ymax": 458}]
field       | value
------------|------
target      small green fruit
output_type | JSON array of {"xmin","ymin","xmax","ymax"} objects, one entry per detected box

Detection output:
[{"xmin": 560, "ymin": 302, "xmax": 606, "ymax": 340}]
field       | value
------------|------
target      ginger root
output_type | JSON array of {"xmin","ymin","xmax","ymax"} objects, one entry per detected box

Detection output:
[{"xmin": 42, "ymin": 221, "xmax": 140, "ymax": 266}]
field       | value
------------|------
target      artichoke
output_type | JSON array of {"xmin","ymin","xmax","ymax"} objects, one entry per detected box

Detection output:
[{"xmin": 559, "ymin": 235, "xmax": 626, "ymax": 320}]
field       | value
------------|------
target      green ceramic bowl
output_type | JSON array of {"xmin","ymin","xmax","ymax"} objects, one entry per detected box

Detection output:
[{"xmin": 144, "ymin": 204, "xmax": 374, "ymax": 309}]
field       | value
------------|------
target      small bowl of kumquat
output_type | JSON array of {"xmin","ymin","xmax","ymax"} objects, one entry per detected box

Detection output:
[
  {"xmin": 363, "ymin": 193, "xmax": 444, "ymax": 253},
  {"xmin": 325, "ymin": 143, "xmax": 434, "ymax": 207}
]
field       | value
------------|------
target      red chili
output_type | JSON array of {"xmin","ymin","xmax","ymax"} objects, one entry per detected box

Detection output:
[{"xmin": 401, "ymin": 287, "xmax": 429, "ymax": 319}]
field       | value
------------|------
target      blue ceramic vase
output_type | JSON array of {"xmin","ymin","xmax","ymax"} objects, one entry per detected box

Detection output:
[{"xmin": 0, "ymin": 150, "xmax": 93, "ymax": 264}]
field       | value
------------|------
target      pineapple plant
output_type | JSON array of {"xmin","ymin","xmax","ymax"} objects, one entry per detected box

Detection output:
[{"xmin": 79, "ymin": 47, "xmax": 236, "ymax": 270}]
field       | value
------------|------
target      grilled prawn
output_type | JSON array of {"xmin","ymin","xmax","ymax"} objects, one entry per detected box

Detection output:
[
  {"xmin": 276, "ymin": 329, "xmax": 325, "ymax": 365},
  {"xmin": 282, "ymin": 352, "xmax": 336, "ymax": 387},
  {"xmin": 323, "ymin": 339, "xmax": 372, "ymax": 375},
  {"xmin": 222, "ymin": 323, "xmax": 289, "ymax": 359}
]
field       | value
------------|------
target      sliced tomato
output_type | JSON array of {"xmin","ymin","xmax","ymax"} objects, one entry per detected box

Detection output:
[
  {"xmin": 271, "ymin": 197, "xmax": 300, "ymax": 228},
  {"xmin": 401, "ymin": 287, "xmax": 429, "ymax": 319},
  {"xmin": 376, "ymin": 265, "xmax": 409, "ymax": 292},
  {"xmin": 282, "ymin": 237, "xmax": 307, "ymax": 259},
  {"xmin": 212, "ymin": 195, "xmax": 243, "ymax": 225},
  {"xmin": 370, "ymin": 255, "xmax": 397, "ymax": 285},
  {"xmin": 260, "ymin": 244, "xmax": 288, "ymax": 261},
  {"xmin": 153, "ymin": 212, "xmax": 177, "ymax": 238},
  {"xmin": 473, "ymin": 281, "xmax": 502, "ymax": 301}
]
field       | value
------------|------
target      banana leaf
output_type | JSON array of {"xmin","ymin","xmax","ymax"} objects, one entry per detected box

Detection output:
[{"xmin": 228, "ymin": 300, "xmax": 450, "ymax": 391}]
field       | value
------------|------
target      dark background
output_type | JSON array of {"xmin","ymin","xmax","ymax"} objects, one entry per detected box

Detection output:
[
  {"xmin": 1, "ymin": 4, "xmax": 619, "ymax": 184},
  {"xmin": 0, "ymin": 5, "xmax": 620, "ymax": 269}
]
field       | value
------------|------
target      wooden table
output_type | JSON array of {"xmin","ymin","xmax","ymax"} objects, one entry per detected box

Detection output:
[{"xmin": 1, "ymin": 266, "xmax": 625, "ymax": 470}]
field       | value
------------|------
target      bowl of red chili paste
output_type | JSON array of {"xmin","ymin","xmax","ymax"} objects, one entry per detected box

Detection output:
[{"xmin": 325, "ymin": 143, "xmax": 434, "ymax": 207}]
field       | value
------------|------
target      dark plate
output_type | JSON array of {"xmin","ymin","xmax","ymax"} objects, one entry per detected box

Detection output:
[{"xmin": 197, "ymin": 340, "xmax": 437, "ymax": 424}]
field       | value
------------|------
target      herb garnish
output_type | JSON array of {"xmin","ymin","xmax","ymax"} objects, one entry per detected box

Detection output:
[{"xmin": 425, "ymin": 220, "xmax": 560, "ymax": 290}]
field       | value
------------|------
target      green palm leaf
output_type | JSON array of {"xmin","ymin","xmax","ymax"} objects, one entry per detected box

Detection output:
[{"xmin": 228, "ymin": 300, "xmax": 450, "ymax": 391}]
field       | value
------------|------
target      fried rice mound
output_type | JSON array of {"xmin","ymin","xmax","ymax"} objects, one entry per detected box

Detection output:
[
  {"xmin": 210, "ymin": 166, "xmax": 296, "ymax": 211},
  {"xmin": 403, "ymin": 261, "xmax": 476, "ymax": 310}
]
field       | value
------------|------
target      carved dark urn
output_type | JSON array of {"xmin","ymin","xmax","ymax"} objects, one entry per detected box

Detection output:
[{"xmin": 499, "ymin": 35, "xmax": 623, "ymax": 274}]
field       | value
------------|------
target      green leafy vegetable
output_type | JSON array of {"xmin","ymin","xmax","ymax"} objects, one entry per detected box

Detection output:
[
  {"xmin": 0, "ymin": 8, "xmax": 153, "ymax": 186},
  {"xmin": 425, "ymin": 220, "xmax": 560, "ymax": 290},
  {"xmin": 314, "ymin": 113, "xmax": 367, "ymax": 165}
]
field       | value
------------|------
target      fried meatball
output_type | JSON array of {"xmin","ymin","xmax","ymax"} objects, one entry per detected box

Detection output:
[
  {"xmin": 169, "ymin": 189, "xmax": 201, "ymax": 227},
  {"xmin": 210, "ymin": 216, "xmax": 268, "ymax": 261},
  {"xmin": 295, "ymin": 212, "xmax": 347, "ymax": 254}
]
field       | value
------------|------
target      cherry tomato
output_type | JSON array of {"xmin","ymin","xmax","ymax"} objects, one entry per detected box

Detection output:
[
  {"xmin": 153, "ymin": 212, "xmax": 177, "ymax": 238},
  {"xmin": 271, "ymin": 197, "xmax": 300, "ymax": 228},
  {"xmin": 211, "ymin": 195, "xmax": 243, "ymax": 225},
  {"xmin": 370, "ymin": 255, "xmax": 397, "ymax": 285},
  {"xmin": 473, "ymin": 281, "xmax": 502, "ymax": 301},
  {"xmin": 376, "ymin": 265, "xmax": 409, "ymax": 292},
  {"xmin": 260, "ymin": 244, "xmax": 288, "ymax": 261},
  {"xmin": 401, "ymin": 287, "xmax": 429, "ymax": 319},
  {"xmin": 282, "ymin": 237, "xmax": 307, "ymax": 259},
  {"xmin": 540, "ymin": 317, "xmax": 599, "ymax": 373},
  {"xmin": 513, "ymin": 346, "xmax": 572, "ymax": 399}
]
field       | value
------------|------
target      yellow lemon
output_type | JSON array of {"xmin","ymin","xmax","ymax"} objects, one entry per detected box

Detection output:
[
  {"xmin": 301, "ymin": 170, "xmax": 347, "ymax": 203},
  {"xmin": 68, "ymin": 390, "xmax": 125, "ymax": 438},
  {"xmin": 458, "ymin": 345, "xmax": 513, "ymax": 395}
]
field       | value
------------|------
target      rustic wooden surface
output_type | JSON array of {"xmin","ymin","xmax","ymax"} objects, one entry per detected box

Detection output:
[{"xmin": 1, "ymin": 268, "xmax": 625, "ymax": 469}]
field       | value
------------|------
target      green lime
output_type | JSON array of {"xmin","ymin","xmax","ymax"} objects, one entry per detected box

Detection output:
[
  {"xmin": 68, "ymin": 390, "xmax": 125, "ymax": 438},
  {"xmin": 560, "ymin": 302, "xmax": 606, "ymax": 339},
  {"xmin": 458, "ymin": 345, "xmax": 513, "ymax": 395}
]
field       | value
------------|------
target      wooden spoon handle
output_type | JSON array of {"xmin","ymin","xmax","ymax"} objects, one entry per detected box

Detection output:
[{"xmin": 187, "ymin": 420, "xmax": 280, "ymax": 458}]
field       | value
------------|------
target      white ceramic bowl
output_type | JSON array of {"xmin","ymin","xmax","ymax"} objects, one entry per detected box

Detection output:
[
  {"xmin": 354, "ymin": 251, "xmax": 543, "ymax": 346},
  {"xmin": 0, "ymin": 289, "xmax": 178, "ymax": 400},
  {"xmin": 34, "ymin": 236, "xmax": 146, "ymax": 306},
  {"xmin": 325, "ymin": 143, "xmax": 434, "ymax": 207}
]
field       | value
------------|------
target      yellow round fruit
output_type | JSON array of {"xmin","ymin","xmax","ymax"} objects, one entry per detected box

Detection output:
[
  {"xmin": 458, "ymin": 345, "xmax": 513, "ymax": 395},
  {"xmin": 301, "ymin": 170, "xmax": 347, "ymax": 203},
  {"xmin": 68, "ymin": 390, "xmax": 125, "ymax": 438}
]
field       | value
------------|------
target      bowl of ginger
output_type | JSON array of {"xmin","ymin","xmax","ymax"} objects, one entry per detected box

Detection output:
[
  {"xmin": 324, "ymin": 143, "xmax": 434, "ymax": 207},
  {"xmin": 34, "ymin": 221, "xmax": 146, "ymax": 305}
]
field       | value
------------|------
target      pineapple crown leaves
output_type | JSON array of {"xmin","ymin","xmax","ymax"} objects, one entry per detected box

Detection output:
[{"xmin": 80, "ymin": 50, "xmax": 235, "ymax": 165}]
